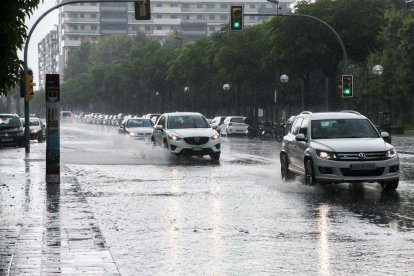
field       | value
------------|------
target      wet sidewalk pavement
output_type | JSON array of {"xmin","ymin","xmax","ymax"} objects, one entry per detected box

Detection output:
[
  {"xmin": 0, "ymin": 135, "xmax": 413, "ymax": 275},
  {"xmin": 0, "ymin": 146, "xmax": 120, "ymax": 275}
]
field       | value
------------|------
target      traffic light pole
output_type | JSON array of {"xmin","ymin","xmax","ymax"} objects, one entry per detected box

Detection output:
[
  {"xmin": 23, "ymin": 0, "xmax": 145, "ymax": 154},
  {"xmin": 244, "ymin": 12, "xmax": 349, "ymax": 73}
]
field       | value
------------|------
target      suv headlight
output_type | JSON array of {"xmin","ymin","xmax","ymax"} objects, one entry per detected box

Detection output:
[
  {"xmin": 316, "ymin": 150, "xmax": 338, "ymax": 160},
  {"xmin": 168, "ymin": 134, "xmax": 181, "ymax": 141},
  {"xmin": 211, "ymin": 133, "xmax": 220, "ymax": 140},
  {"xmin": 385, "ymin": 148, "xmax": 397, "ymax": 159}
]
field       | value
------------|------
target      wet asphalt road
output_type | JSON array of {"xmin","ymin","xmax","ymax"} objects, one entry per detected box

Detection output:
[{"xmin": 61, "ymin": 122, "xmax": 414, "ymax": 275}]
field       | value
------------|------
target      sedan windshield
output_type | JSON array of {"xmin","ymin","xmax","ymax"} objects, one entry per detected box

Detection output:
[
  {"xmin": 311, "ymin": 119, "xmax": 379, "ymax": 139},
  {"xmin": 0, "ymin": 116, "xmax": 21, "ymax": 128},
  {"xmin": 127, "ymin": 119, "xmax": 152, "ymax": 128},
  {"xmin": 167, "ymin": 115, "xmax": 210, "ymax": 129}
]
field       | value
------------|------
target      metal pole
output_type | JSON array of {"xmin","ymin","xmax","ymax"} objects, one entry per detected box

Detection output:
[{"xmin": 245, "ymin": 12, "xmax": 349, "ymax": 73}]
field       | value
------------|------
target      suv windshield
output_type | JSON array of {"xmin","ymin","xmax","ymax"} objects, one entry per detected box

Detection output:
[
  {"xmin": 311, "ymin": 119, "xmax": 379, "ymax": 139},
  {"xmin": 167, "ymin": 115, "xmax": 209, "ymax": 129}
]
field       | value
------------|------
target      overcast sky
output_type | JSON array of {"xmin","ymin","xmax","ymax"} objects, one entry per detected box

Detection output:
[{"xmin": 23, "ymin": 1, "xmax": 59, "ymax": 81}]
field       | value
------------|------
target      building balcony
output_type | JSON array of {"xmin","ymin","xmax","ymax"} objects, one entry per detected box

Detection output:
[
  {"xmin": 62, "ymin": 17, "xmax": 100, "ymax": 24},
  {"xmin": 61, "ymin": 5, "xmax": 99, "ymax": 12},
  {"xmin": 62, "ymin": 29, "xmax": 101, "ymax": 35}
]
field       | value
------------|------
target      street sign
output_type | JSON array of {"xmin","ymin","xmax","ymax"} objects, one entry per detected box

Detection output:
[{"xmin": 45, "ymin": 74, "xmax": 60, "ymax": 184}]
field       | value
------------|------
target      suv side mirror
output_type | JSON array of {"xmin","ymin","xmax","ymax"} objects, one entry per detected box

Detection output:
[
  {"xmin": 381, "ymin": 131, "xmax": 392, "ymax": 144},
  {"xmin": 295, "ymin": 133, "xmax": 307, "ymax": 142},
  {"xmin": 155, "ymin": 125, "xmax": 163, "ymax": 130}
]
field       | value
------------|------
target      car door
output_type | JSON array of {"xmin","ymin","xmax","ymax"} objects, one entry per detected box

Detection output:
[
  {"xmin": 292, "ymin": 118, "xmax": 309, "ymax": 173},
  {"xmin": 153, "ymin": 115, "xmax": 166, "ymax": 145},
  {"xmin": 288, "ymin": 117, "xmax": 303, "ymax": 171}
]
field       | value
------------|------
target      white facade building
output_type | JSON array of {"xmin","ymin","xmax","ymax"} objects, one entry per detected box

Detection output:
[
  {"xmin": 57, "ymin": 0, "xmax": 293, "ymax": 76},
  {"xmin": 38, "ymin": 26, "xmax": 60, "ymax": 90}
]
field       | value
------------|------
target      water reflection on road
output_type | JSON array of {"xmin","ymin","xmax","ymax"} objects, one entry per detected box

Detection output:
[{"xmin": 62, "ymin": 123, "xmax": 414, "ymax": 275}]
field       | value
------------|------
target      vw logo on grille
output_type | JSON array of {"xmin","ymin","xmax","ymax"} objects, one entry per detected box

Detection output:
[{"xmin": 358, "ymin": 152, "xmax": 366, "ymax": 160}]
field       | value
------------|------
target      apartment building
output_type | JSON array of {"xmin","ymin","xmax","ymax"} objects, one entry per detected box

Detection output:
[
  {"xmin": 58, "ymin": 0, "xmax": 293, "ymax": 76},
  {"xmin": 38, "ymin": 26, "xmax": 59, "ymax": 90}
]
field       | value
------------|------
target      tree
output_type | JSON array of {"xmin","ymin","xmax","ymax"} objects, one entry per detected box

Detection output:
[{"xmin": 0, "ymin": 0, "xmax": 42, "ymax": 95}]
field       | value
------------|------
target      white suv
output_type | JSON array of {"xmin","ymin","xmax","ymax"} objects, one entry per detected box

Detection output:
[
  {"xmin": 280, "ymin": 111, "xmax": 400, "ymax": 191},
  {"xmin": 152, "ymin": 112, "xmax": 221, "ymax": 160}
]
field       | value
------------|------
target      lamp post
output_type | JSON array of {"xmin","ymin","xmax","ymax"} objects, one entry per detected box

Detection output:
[
  {"xmin": 367, "ymin": 64, "xmax": 383, "ymax": 119},
  {"xmin": 174, "ymin": 36, "xmax": 183, "ymax": 50},
  {"xmin": 278, "ymin": 74, "xmax": 289, "ymax": 121}
]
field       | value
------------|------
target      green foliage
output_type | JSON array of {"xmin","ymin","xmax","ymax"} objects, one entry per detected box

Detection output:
[
  {"xmin": 61, "ymin": 0, "xmax": 414, "ymax": 123},
  {"xmin": 0, "ymin": 0, "xmax": 42, "ymax": 95}
]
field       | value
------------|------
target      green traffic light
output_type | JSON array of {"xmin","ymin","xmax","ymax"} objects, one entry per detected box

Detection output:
[
  {"xmin": 343, "ymin": 89, "xmax": 350, "ymax": 95},
  {"xmin": 234, "ymin": 22, "xmax": 240, "ymax": 28}
]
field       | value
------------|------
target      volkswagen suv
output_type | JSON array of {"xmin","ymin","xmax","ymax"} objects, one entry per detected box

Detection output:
[{"xmin": 280, "ymin": 111, "xmax": 399, "ymax": 191}]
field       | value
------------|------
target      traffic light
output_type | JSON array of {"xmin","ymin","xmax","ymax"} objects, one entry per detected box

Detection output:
[
  {"xmin": 230, "ymin": 5, "xmax": 243, "ymax": 31},
  {"xmin": 341, "ymin": 75, "xmax": 353, "ymax": 98},
  {"xmin": 25, "ymin": 69, "xmax": 35, "ymax": 101},
  {"xmin": 134, "ymin": 0, "xmax": 151, "ymax": 20}
]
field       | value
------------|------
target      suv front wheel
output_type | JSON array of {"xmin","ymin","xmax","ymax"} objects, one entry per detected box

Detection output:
[
  {"xmin": 280, "ymin": 154, "xmax": 294, "ymax": 181},
  {"xmin": 305, "ymin": 158, "xmax": 318, "ymax": 186},
  {"xmin": 380, "ymin": 180, "xmax": 399, "ymax": 191}
]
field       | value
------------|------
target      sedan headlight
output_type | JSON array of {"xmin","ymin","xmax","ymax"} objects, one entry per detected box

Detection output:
[
  {"xmin": 128, "ymin": 132, "xmax": 137, "ymax": 136},
  {"xmin": 31, "ymin": 129, "xmax": 39, "ymax": 134},
  {"xmin": 385, "ymin": 148, "xmax": 397, "ymax": 159},
  {"xmin": 211, "ymin": 133, "xmax": 220, "ymax": 140},
  {"xmin": 316, "ymin": 150, "xmax": 338, "ymax": 160},
  {"xmin": 167, "ymin": 134, "xmax": 181, "ymax": 141}
]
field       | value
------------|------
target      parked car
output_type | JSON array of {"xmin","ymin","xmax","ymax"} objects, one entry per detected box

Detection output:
[
  {"xmin": 0, "ymin": 114, "xmax": 25, "ymax": 147},
  {"xmin": 210, "ymin": 116, "xmax": 226, "ymax": 130},
  {"xmin": 280, "ymin": 110, "xmax": 400, "ymax": 191},
  {"xmin": 219, "ymin": 116, "xmax": 248, "ymax": 136},
  {"xmin": 143, "ymin": 113, "xmax": 161, "ymax": 125},
  {"xmin": 20, "ymin": 117, "xmax": 46, "ymax": 142},
  {"xmin": 60, "ymin": 111, "xmax": 73, "ymax": 122},
  {"xmin": 152, "ymin": 112, "xmax": 221, "ymax": 160},
  {"xmin": 118, "ymin": 117, "xmax": 154, "ymax": 139}
]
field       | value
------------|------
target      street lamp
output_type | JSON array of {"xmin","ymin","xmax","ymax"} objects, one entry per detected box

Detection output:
[
  {"xmin": 223, "ymin": 83, "xmax": 230, "ymax": 91},
  {"xmin": 367, "ymin": 64, "xmax": 383, "ymax": 118},
  {"xmin": 276, "ymin": 74, "xmax": 289, "ymax": 121}
]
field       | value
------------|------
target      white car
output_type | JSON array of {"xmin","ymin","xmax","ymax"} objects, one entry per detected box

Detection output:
[
  {"xmin": 219, "ymin": 116, "xmax": 248, "ymax": 136},
  {"xmin": 152, "ymin": 112, "xmax": 221, "ymax": 160},
  {"xmin": 118, "ymin": 118, "xmax": 154, "ymax": 139},
  {"xmin": 280, "ymin": 111, "xmax": 400, "ymax": 191}
]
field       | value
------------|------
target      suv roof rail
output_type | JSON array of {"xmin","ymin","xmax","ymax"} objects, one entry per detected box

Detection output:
[
  {"xmin": 300, "ymin": 111, "xmax": 312, "ymax": 115},
  {"xmin": 340, "ymin": 110, "xmax": 362, "ymax": 116}
]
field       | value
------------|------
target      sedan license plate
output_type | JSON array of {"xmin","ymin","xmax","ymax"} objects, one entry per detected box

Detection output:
[
  {"xmin": 350, "ymin": 163, "xmax": 376, "ymax": 171},
  {"xmin": 193, "ymin": 147, "xmax": 203, "ymax": 151},
  {"xmin": 0, "ymin": 138, "xmax": 13, "ymax": 142}
]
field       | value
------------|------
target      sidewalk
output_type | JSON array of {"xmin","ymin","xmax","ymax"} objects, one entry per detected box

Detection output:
[
  {"xmin": 392, "ymin": 135, "xmax": 414, "ymax": 154},
  {"xmin": 0, "ymin": 146, "xmax": 120, "ymax": 275}
]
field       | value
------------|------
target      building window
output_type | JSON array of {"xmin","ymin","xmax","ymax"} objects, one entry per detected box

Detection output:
[
  {"xmin": 182, "ymin": 3, "xmax": 189, "ymax": 8},
  {"xmin": 221, "ymin": 4, "xmax": 228, "ymax": 9},
  {"xmin": 156, "ymin": 14, "xmax": 162, "ymax": 19},
  {"xmin": 197, "ymin": 4, "xmax": 203, "ymax": 8},
  {"xmin": 209, "ymin": 15, "xmax": 215, "ymax": 20},
  {"xmin": 182, "ymin": 15, "xmax": 189, "ymax": 20},
  {"xmin": 171, "ymin": 3, "xmax": 178, "ymax": 7},
  {"xmin": 91, "ymin": 25, "xmax": 97, "ymax": 30},
  {"xmin": 209, "ymin": 26, "xmax": 215, "ymax": 31},
  {"xmin": 171, "ymin": 14, "xmax": 178, "ymax": 19},
  {"xmin": 80, "ymin": 25, "xmax": 85, "ymax": 30},
  {"xmin": 145, "ymin": 26, "xmax": 151, "ymax": 31},
  {"xmin": 80, "ymin": 14, "xmax": 84, "ymax": 18},
  {"xmin": 156, "ymin": 26, "xmax": 162, "ymax": 30},
  {"xmin": 197, "ymin": 15, "xmax": 203, "ymax": 20},
  {"xmin": 91, "ymin": 14, "xmax": 97, "ymax": 18},
  {"xmin": 250, "ymin": 4, "xmax": 255, "ymax": 9},
  {"xmin": 207, "ymin": 3, "xmax": 214, "ymax": 9},
  {"xmin": 220, "ymin": 15, "xmax": 227, "ymax": 20},
  {"xmin": 156, "ymin": 3, "xmax": 162, "ymax": 7}
]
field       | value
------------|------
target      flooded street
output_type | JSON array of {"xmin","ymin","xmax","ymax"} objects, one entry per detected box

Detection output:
[{"xmin": 60, "ymin": 123, "xmax": 414, "ymax": 275}]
